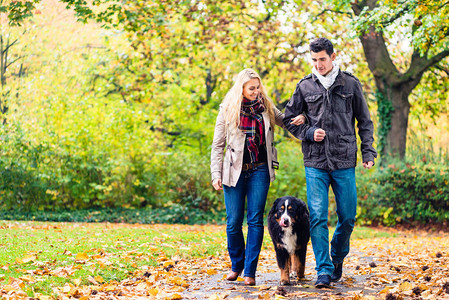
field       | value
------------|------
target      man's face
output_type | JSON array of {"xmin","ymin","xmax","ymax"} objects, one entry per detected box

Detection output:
[{"xmin": 311, "ymin": 50, "xmax": 336, "ymax": 76}]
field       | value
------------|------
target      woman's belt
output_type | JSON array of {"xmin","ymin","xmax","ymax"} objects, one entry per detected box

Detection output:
[{"xmin": 242, "ymin": 162, "xmax": 266, "ymax": 171}]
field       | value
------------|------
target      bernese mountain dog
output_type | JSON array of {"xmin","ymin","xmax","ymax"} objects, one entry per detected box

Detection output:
[{"xmin": 268, "ymin": 196, "xmax": 310, "ymax": 285}]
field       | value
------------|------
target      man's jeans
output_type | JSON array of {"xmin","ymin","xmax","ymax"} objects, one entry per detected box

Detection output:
[
  {"xmin": 305, "ymin": 167, "xmax": 357, "ymax": 276},
  {"xmin": 223, "ymin": 164, "xmax": 270, "ymax": 278}
]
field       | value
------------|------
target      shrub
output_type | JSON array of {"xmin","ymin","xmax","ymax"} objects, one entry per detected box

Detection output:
[{"xmin": 356, "ymin": 160, "xmax": 449, "ymax": 226}]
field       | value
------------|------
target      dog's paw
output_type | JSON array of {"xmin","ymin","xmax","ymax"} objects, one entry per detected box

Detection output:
[{"xmin": 280, "ymin": 279, "xmax": 291, "ymax": 286}]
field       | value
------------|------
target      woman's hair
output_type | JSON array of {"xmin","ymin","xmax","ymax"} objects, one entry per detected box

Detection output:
[{"xmin": 221, "ymin": 68, "xmax": 276, "ymax": 132}]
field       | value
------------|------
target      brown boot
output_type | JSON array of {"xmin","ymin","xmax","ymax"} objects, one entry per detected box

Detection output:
[
  {"xmin": 226, "ymin": 270, "xmax": 242, "ymax": 281},
  {"xmin": 244, "ymin": 277, "xmax": 255, "ymax": 286}
]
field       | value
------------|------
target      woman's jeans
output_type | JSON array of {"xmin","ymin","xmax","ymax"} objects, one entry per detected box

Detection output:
[
  {"xmin": 305, "ymin": 167, "xmax": 357, "ymax": 276},
  {"xmin": 223, "ymin": 164, "xmax": 270, "ymax": 278}
]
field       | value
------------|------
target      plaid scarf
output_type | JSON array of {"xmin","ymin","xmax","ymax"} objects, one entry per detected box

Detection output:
[{"xmin": 239, "ymin": 97, "xmax": 265, "ymax": 163}]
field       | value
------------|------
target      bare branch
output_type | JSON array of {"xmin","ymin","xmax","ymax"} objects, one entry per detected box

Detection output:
[
  {"xmin": 435, "ymin": 64, "xmax": 449, "ymax": 76},
  {"xmin": 312, "ymin": 9, "xmax": 353, "ymax": 23},
  {"xmin": 5, "ymin": 56, "xmax": 22, "ymax": 69},
  {"xmin": 2, "ymin": 38, "xmax": 19, "ymax": 53}
]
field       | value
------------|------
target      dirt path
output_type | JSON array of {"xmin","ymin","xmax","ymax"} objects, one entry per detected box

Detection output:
[{"xmin": 183, "ymin": 233, "xmax": 449, "ymax": 299}]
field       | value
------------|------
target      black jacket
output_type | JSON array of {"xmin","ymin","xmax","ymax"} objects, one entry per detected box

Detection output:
[{"xmin": 283, "ymin": 70, "xmax": 377, "ymax": 170}]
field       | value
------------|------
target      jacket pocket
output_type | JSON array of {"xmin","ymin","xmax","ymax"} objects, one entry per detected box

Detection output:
[
  {"xmin": 337, "ymin": 134, "xmax": 357, "ymax": 160},
  {"xmin": 223, "ymin": 145, "xmax": 238, "ymax": 183},
  {"xmin": 334, "ymin": 92, "xmax": 352, "ymax": 113},
  {"xmin": 305, "ymin": 93, "xmax": 324, "ymax": 117}
]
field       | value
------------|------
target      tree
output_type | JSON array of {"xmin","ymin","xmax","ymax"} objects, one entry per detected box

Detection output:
[
  {"xmin": 23, "ymin": 0, "xmax": 358, "ymax": 152},
  {"xmin": 329, "ymin": 0, "xmax": 449, "ymax": 159},
  {"xmin": 0, "ymin": 28, "xmax": 25, "ymax": 124}
]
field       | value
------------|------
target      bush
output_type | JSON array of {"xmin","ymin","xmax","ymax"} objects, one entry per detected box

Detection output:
[
  {"xmin": 0, "ymin": 206, "xmax": 226, "ymax": 225},
  {"xmin": 356, "ymin": 160, "xmax": 449, "ymax": 226},
  {"xmin": 267, "ymin": 136, "xmax": 307, "ymax": 208}
]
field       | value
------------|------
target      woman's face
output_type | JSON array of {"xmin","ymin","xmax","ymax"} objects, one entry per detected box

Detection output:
[{"xmin": 242, "ymin": 78, "xmax": 260, "ymax": 101}]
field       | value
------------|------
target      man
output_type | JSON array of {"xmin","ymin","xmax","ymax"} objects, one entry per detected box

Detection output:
[{"xmin": 283, "ymin": 38, "xmax": 377, "ymax": 288}]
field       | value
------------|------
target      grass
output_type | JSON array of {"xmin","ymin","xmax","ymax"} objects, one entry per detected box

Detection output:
[
  {"xmin": 0, "ymin": 221, "xmax": 226, "ymax": 297},
  {"xmin": 0, "ymin": 220, "xmax": 396, "ymax": 297}
]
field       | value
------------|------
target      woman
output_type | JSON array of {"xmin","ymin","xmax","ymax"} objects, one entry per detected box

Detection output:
[{"xmin": 210, "ymin": 68, "xmax": 305, "ymax": 286}]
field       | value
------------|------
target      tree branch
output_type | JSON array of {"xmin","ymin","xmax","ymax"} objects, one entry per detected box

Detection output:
[
  {"xmin": 406, "ymin": 49, "xmax": 449, "ymax": 83},
  {"xmin": 312, "ymin": 8, "xmax": 353, "ymax": 23},
  {"xmin": 435, "ymin": 64, "xmax": 449, "ymax": 76}
]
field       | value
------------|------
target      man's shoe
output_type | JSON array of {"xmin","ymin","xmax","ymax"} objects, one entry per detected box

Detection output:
[
  {"xmin": 315, "ymin": 274, "xmax": 331, "ymax": 288},
  {"xmin": 331, "ymin": 262, "xmax": 343, "ymax": 282}
]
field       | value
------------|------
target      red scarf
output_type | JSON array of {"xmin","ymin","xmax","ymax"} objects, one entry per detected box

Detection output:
[{"xmin": 239, "ymin": 97, "xmax": 265, "ymax": 163}]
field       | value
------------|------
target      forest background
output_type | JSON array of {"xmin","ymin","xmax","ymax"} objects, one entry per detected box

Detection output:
[{"xmin": 0, "ymin": 0, "xmax": 448, "ymax": 227}]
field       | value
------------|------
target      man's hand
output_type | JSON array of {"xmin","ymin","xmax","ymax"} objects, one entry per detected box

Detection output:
[
  {"xmin": 314, "ymin": 128, "xmax": 326, "ymax": 142},
  {"xmin": 363, "ymin": 161, "xmax": 374, "ymax": 169},
  {"xmin": 212, "ymin": 178, "xmax": 223, "ymax": 191},
  {"xmin": 290, "ymin": 114, "xmax": 306, "ymax": 125}
]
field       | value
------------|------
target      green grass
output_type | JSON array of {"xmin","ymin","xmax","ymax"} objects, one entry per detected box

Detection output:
[
  {"xmin": 0, "ymin": 220, "xmax": 396, "ymax": 297},
  {"xmin": 0, "ymin": 221, "xmax": 226, "ymax": 297}
]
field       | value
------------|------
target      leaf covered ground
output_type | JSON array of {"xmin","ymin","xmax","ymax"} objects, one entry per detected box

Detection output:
[{"xmin": 0, "ymin": 222, "xmax": 448, "ymax": 299}]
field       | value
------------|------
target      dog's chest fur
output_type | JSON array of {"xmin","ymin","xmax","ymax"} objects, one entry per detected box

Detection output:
[{"xmin": 280, "ymin": 226, "xmax": 297, "ymax": 254}]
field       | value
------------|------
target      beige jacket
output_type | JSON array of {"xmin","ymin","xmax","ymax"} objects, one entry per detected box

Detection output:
[{"xmin": 210, "ymin": 106, "xmax": 284, "ymax": 187}]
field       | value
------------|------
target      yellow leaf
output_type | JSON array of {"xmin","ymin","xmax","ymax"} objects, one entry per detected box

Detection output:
[
  {"xmin": 19, "ymin": 275, "xmax": 35, "ymax": 283},
  {"xmin": 87, "ymin": 276, "xmax": 99, "ymax": 285},
  {"xmin": 22, "ymin": 255, "xmax": 37, "ymax": 263},
  {"xmin": 76, "ymin": 252, "xmax": 89, "ymax": 260},
  {"xmin": 168, "ymin": 293, "xmax": 183, "ymax": 300},
  {"xmin": 206, "ymin": 269, "xmax": 218, "ymax": 275},
  {"xmin": 149, "ymin": 287, "xmax": 159, "ymax": 296},
  {"xmin": 94, "ymin": 275, "xmax": 104, "ymax": 283},
  {"xmin": 163, "ymin": 260, "xmax": 175, "ymax": 267},
  {"xmin": 208, "ymin": 294, "xmax": 220, "ymax": 300},
  {"xmin": 104, "ymin": 284, "xmax": 117, "ymax": 292},
  {"xmin": 258, "ymin": 293, "xmax": 270, "ymax": 299},
  {"xmin": 399, "ymin": 281, "xmax": 413, "ymax": 292},
  {"xmin": 73, "ymin": 278, "xmax": 82, "ymax": 286},
  {"xmin": 35, "ymin": 294, "xmax": 52, "ymax": 300},
  {"xmin": 157, "ymin": 255, "xmax": 168, "ymax": 262}
]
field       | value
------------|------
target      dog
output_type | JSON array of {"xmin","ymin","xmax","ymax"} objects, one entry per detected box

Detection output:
[{"xmin": 268, "ymin": 196, "xmax": 310, "ymax": 285}]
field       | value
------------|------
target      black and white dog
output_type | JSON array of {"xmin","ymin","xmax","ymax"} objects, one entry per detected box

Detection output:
[{"xmin": 268, "ymin": 196, "xmax": 310, "ymax": 285}]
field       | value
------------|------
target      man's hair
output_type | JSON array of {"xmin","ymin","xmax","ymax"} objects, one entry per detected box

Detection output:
[{"xmin": 310, "ymin": 38, "xmax": 334, "ymax": 56}]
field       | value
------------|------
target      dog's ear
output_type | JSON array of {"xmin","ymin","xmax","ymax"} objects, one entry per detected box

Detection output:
[{"xmin": 268, "ymin": 198, "xmax": 281, "ymax": 216}]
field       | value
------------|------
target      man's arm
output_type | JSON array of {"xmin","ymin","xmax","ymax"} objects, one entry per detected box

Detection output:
[
  {"xmin": 283, "ymin": 84, "xmax": 319, "ymax": 142},
  {"xmin": 353, "ymin": 79, "xmax": 377, "ymax": 165}
]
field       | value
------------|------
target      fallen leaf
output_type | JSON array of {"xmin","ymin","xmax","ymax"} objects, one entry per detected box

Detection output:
[{"xmin": 76, "ymin": 252, "xmax": 89, "ymax": 261}]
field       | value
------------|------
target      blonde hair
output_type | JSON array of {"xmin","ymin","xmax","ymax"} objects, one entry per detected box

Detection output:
[{"xmin": 221, "ymin": 68, "xmax": 276, "ymax": 132}]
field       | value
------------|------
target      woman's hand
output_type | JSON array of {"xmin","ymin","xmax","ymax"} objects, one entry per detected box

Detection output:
[
  {"xmin": 212, "ymin": 178, "xmax": 223, "ymax": 191},
  {"xmin": 290, "ymin": 114, "xmax": 306, "ymax": 125}
]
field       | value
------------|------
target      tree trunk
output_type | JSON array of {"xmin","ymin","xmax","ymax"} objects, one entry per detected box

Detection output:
[{"xmin": 379, "ymin": 83, "xmax": 411, "ymax": 159}]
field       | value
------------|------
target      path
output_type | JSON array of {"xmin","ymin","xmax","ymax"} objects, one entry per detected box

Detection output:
[{"xmin": 182, "ymin": 232, "xmax": 449, "ymax": 299}]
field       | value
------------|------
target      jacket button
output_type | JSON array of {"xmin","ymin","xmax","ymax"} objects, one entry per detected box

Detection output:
[
  {"xmin": 231, "ymin": 148, "xmax": 234, "ymax": 152},
  {"xmin": 269, "ymin": 127, "xmax": 272, "ymax": 131},
  {"xmin": 230, "ymin": 162, "xmax": 233, "ymax": 166}
]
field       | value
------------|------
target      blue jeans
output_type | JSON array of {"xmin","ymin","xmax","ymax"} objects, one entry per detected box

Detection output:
[
  {"xmin": 223, "ymin": 164, "xmax": 270, "ymax": 278},
  {"xmin": 305, "ymin": 167, "xmax": 357, "ymax": 276}
]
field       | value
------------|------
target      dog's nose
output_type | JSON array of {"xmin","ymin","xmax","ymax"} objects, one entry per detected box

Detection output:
[{"xmin": 281, "ymin": 218, "xmax": 289, "ymax": 227}]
